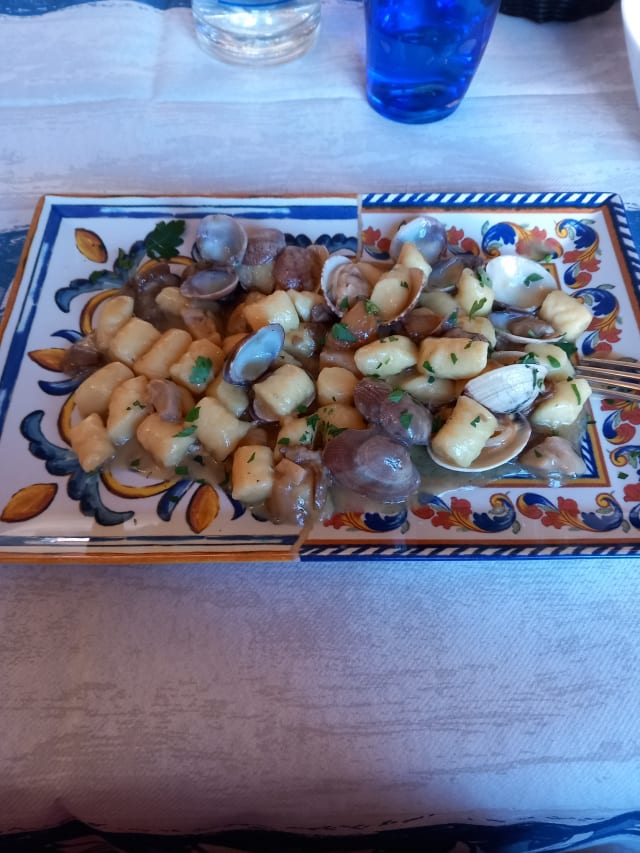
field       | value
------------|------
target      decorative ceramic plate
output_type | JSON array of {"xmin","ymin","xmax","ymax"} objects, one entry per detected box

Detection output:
[{"xmin": 2, "ymin": 192, "xmax": 640, "ymax": 563}]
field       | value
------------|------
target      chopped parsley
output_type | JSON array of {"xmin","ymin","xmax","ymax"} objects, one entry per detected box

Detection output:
[
  {"xmin": 387, "ymin": 388, "xmax": 405, "ymax": 403},
  {"xmin": 174, "ymin": 424, "xmax": 197, "ymax": 438},
  {"xmin": 571, "ymin": 382, "xmax": 582, "ymax": 405},
  {"xmin": 477, "ymin": 267, "xmax": 492, "ymax": 289},
  {"xmin": 399, "ymin": 410, "xmax": 413, "ymax": 429},
  {"xmin": 450, "ymin": 353, "xmax": 458, "ymax": 365},
  {"xmin": 189, "ymin": 355, "xmax": 213, "ymax": 386},
  {"xmin": 174, "ymin": 465, "xmax": 189, "ymax": 476},
  {"xmin": 331, "ymin": 322, "xmax": 357, "ymax": 343},
  {"xmin": 185, "ymin": 406, "xmax": 200, "ymax": 423},
  {"xmin": 468, "ymin": 297, "xmax": 487, "ymax": 318},
  {"xmin": 547, "ymin": 355, "xmax": 561, "ymax": 368},
  {"xmin": 470, "ymin": 416, "xmax": 481, "ymax": 428},
  {"xmin": 364, "ymin": 299, "xmax": 380, "ymax": 315},
  {"xmin": 523, "ymin": 272, "xmax": 544, "ymax": 286}
]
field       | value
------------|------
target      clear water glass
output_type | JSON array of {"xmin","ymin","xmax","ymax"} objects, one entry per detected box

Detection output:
[
  {"xmin": 192, "ymin": 0, "xmax": 321, "ymax": 65},
  {"xmin": 365, "ymin": 0, "xmax": 501, "ymax": 123}
]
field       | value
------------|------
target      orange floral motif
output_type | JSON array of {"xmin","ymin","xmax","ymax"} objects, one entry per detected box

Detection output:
[{"xmin": 624, "ymin": 483, "xmax": 640, "ymax": 502}]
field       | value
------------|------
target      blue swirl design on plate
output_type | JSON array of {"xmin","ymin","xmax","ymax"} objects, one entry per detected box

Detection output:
[
  {"xmin": 20, "ymin": 411, "xmax": 133, "ymax": 526},
  {"xmin": 55, "ymin": 239, "xmax": 146, "ymax": 311}
]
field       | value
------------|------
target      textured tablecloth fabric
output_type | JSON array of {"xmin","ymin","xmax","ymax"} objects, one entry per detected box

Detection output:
[{"xmin": 2, "ymin": 0, "xmax": 640, "ymax": 846}]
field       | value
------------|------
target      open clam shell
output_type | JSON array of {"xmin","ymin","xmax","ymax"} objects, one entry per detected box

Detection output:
[
  {"xmin": 320, "ymin": 254, "xmax": 372, "ymax": 317},
  {"xmin": 180, "ymin": 266, "xmax": 239, "ymax": 300},
  {"xmin": 223, "ymin": 323, "xmax": 285, "ymax": 386},
  {"xmin": 428, "ymin": 413, "xmax": 531, "ymax": 473},
  {"xmin": 389, "ymin": 215, "xmax": 447, "ymax": 265},
  {"xmin": 464, "ymin": 361, "xmax": 548, "ymax": 414},
  {"xmin": 486, "ymin": 255, "xmax": 556, "ymax": 310},
  {"xmin": 490, "ymin": 309, "xmax": 564, "ymax": 345}
]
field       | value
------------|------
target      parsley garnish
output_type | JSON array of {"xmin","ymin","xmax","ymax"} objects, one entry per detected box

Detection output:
[
  {"xmin": 571, "ymin": 382, "xmax": 582, "ymax": 405},
  {"xmin": 175, "ymin": 465, "xmax": 189, "ymax": 476},
  {"xmin": 450, "ymin": 353, "xmax": 458, "ymax": 364},
  {"xmin": 523, "ymin": 273, "xmax": 544, "ymax": 286},
  {"xmin": 470, "ymin": 416, "xmax": 481, "ymax": 427},
  {"xmin": 174, "ymin": 424, "xmax": 197, "ymax": 438},
  {"xmin": 189, "ymin": 356, "xmax": 213, "ymax": 386},
  {"xmin": 477, "ymin": 268, "xmax": 492, "ymax": 289},
  {"xmin": 278, "ymin": 437, "xmax": 290, "ymax": 446},
  {"xmin": 387, "ymin": 388, "xmax": 405, "ymax": 403},
  {"xmin": 248, "ymin": 452, "xmax": 256, "ymax": 462},
  {"xmin": 144, "ymin": 219, "xmax": 186, "ymax": 260},
  {"xmin": 332, "ymin": 322, "xmax": 357, "ymax": 343},
  {"xmin": 185, "ymin": 406, "xmax": 200, "ymax": 423},
  {"xmin": 400, "ymin": 280, "xmax": 409, "ymax": 289},
  {"xmin": 399, "ymin": 410, "xmax": 413, "ymax": 429},
  {"xmin": 364, "ymin": 299, "xmax": 380, "ymax": 315},
  {"xmin": 468, "ymin": 297, "xmax": 487, "ymax": 318},
  {"xmin": 547, "ymin": 355, "xmax": 561, "ymax": 368}
]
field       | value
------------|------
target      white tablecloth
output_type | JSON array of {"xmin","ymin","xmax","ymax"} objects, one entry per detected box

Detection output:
[{"xmin": 2, "ymin": 0, "xmax": 640, "ymax": 845}]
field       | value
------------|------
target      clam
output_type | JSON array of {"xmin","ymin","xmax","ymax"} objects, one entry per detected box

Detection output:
[
  {"xmin": 428, "ymin": 413, "xmax": 532, "ymax": 473},
  {"xmin": 180, "ymin": 266, "xmax": 238, "ymax": 301},
  {"xmin": 194, "ymin": 214, "xmax": 248, "ymax": 266},
  {"xmin": 490, "ymin": 309, "xmax": 563, "ymax": 345},
  {"xmin": 353, "ymin": 378, "xmax": 432, "ymax": 446},
  {"xmin": 323, "ymin": 428, "xmax": 420, "ymax": 502},
  {"xmin": 464, "ymin": 361, "xmax": 548, "ymax": 414},
  {"xmin": 485, "ymin": 255, "xmax": 556, "ymax": 310},
  {"xmin": 320, "ymin": 254, "xmax": 372, "ymax": 316},
  {"xmin": 223, "ymin": 323, "xmax": 285, "ymax": 386},
  {"xmin": 389, "ymin": 215, "xmax": 447, "ymax": 265},
  {"xmin": 427, "ymin": 253, "xmax": 481, "ymax": 291},
  {"xmin": 193, "ymin": 213, "xmax": 248, "ymax": 266}
]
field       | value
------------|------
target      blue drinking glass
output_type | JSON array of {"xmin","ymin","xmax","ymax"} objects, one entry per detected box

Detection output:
[{"xmin": 365, "ymin": 0, "xmax": 501, "ymax": 123}]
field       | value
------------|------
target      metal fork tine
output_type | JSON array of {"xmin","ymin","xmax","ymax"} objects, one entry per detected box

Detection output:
[{"xmin": 576, "ymin": 355, "xmax": 640, "ymax": 403}]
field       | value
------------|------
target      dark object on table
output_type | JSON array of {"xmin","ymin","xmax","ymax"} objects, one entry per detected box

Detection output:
[{"xmin": 499, "ymin": 0, "xmax": 617, "ymax": 22}]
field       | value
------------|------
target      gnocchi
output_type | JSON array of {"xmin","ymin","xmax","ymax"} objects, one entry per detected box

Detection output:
[{"xmin": 61, "ymin": 213, "xmax": 598, "ymax": 528}]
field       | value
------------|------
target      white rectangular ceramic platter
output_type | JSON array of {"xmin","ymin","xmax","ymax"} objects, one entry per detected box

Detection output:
[{"xmin": 1, "ymin": 192, "xmax": 639, "ymax": 563}]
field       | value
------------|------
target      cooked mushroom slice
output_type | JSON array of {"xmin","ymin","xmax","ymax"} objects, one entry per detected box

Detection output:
[
  {"xmin": 238, "ymin": 227, "xmax": 287, "ymax": 293},
  {"xmin": 223, "ymin": 323, "xmax": 286, "ymax": 386},
  {"xmin": 273, "ymin": 245, "xmax": 325, "ymax": 292},
  {"xmin": 61, "ymin": 334, "xmax": 105, "ymax": 378},
  {"xmin": 520, "ymin": 435, "xmax": 587, "ymax": 477},
  {"xmin": 323, "ymin": 428, "xmax": 420, "ymax": 502},
  {"xmin": 147, "ymin": 378, "xmax": 185, "ymax": 423}
]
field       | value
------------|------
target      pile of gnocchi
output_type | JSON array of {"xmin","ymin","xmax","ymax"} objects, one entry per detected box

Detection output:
[{"xmin": 65, "ymin": 213, "xmax": 595, "ymax": 527}]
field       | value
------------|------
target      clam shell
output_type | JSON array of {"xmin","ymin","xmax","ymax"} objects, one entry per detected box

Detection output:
[
  {"xmin": 320, "ymin": 254, "xmax": 371, "ymax": 316},
  {"xmin": 223, "ymin": 323, "xmax": 285, "ymax": 386},
  {"xmin": 464, "ymin": 362, "xmax": 548, "ymax": 414},
  {"xmin": 486, "ymin": 255, "xmax": 556, "ymax": 310},
  {"xmin": 490, "ymin": 309, "xmax": 563, "ymax": 345},
  {"xmin": 428, "ymin": 414, "xmax": 531, "ymax": 473},
  {"xmin": 195, "ymin": 214, "xmax": 248, "ymax": 266},
  {"xmin": 180, "ymin": 267, "xmax": 238, "ymax": 300},
  {"xmin": 389, "ymin": 215, "xmax": 447, "ymax": 265}
]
